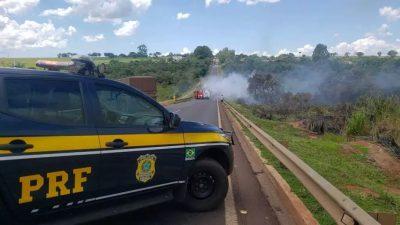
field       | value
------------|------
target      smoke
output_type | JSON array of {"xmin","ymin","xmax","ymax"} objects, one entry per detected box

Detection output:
[
  {"xmin": 374, "ymin": 72, "xmax": 400, "ymax": 90},
  {"xmin": 281, "ymin": 65, "xmax": 329, "ymax": 95},
  {"xmin": 203, "ymin": 61, "xmax": 400, "ymax": 105},
  {"xmin": 202, "ymin": 73, "xmax": 255, "ymax": 102}
]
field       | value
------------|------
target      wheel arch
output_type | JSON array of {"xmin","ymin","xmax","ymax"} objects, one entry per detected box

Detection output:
[{"xmin": 197, "ymin": 148, "xmax": 230, "ymax": 174}]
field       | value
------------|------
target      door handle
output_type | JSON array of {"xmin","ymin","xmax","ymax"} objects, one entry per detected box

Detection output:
[
  {"xmin": 106, "ymin": 139, "xmax": 128, "ymax": 149},
  {"xmin": 0, "ymin": 140, "xmax": 33, "ymax": 153}
]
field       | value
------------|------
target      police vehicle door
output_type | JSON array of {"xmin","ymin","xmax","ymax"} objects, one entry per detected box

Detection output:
[
  {"xmin": 91, "ymin": 81, "xmax": 185, "ymax": 197},
  {"xmin": 0, "ymin": 76, "xmax": 100, "ymax": 220}
]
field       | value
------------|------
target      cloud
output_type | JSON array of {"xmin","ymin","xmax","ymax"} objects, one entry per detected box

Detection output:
[
  {"xmin": 66, "ymin": 26, "xmax": 77, "ymax": 35},
  {"xmin": 41, "ymin": 7, "xmax": 74, "ymax": 17},
  {"xmin": 83, "ymin": 34, "xmax": 104, "ymax": 42},
  {"xmin": 0, "ymin": 15, "xmax": 75, "ymax": 49},
  {"xmin": 113, "ymin": 20, "xmax": 140, "ymax": 36},
  {"xmin": 377, "ymin": 23, "xmax": 392, "ymax": 37},
  {"xmin": 41, "ymin": 0, "xmax": 151, "ymax": 23},
  {"xmin": 0, "ymin": 0, "xmax": 39, "ymax": 14},
  {"xmin": 181, "ymin": 47, "xmax": 191, "ymax": 54},
  {"xmin": 205, "ymin": 0, "xmax": 231, "ymax": 7},
  {"xmin": 276, "ymin": 48, "xmax": 290, "ymax": 55},
  {"xmin": 297, "ymin": 44, "xmax": 314, "ymax": 56},
  {"xmin": 131, "ymin": 0, "xmax": 152, "ymax": 9},
  {"xmin": 330, "ymin": 36, "xmax": 392, "ymax": 55},
  {"xmin": 379, "ymin": 6, "xmax": 400, "ymax": 21},
  {"xmin": 246, "ymin": 50, "xmax": 270, "ymax": 56},
  {"xmin": 177, "ymin": 12, "xmax": 190, "ymax": 20},
  {"xmin": 334, "ymin": 33, "xmax": 340, "ymax": 38},
  {"xmin": 205, "ymin": 0, "xmax": 279, "ymax": 7},
  {"xmin": 237, "ymin": 0, "xmax": 280, "ymax": 5}
]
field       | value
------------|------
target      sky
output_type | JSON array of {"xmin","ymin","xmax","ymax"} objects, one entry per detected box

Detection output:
[{"xmin": 1, "ymin": 0, "xmax": 400, "ymax": 57}]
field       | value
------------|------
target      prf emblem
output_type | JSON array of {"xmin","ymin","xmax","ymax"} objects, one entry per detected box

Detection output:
[{"xmin": 135, "ymin": 154, "xmax": 156, "ymax": 183}]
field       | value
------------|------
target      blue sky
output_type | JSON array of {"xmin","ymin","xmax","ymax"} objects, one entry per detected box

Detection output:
[{"xmin": 1, "ymin": 0, "xmax": 400, "ymax": 57}]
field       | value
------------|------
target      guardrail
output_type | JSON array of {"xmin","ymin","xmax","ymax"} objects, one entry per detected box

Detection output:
[{"xmin": 224, "ymin": 102, "xmax": 381, "ymax": 225}]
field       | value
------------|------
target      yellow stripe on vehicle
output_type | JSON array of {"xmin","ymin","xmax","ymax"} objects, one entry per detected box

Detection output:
[
  {"xmin": 0, "ymin": 136, "xmax": 100, "ymax": 155},
  {"xmin": 183, "ymin": 132, "xmax": 228, "ymax": 144},
  {"xmin": 0, "ymin": 132, "xmax": 228, "ymax": 155}
]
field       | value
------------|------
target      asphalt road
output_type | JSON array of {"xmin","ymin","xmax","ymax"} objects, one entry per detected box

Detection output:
[{"xmin": 90, "ymin": 99, "xmax": 279, "ymax": 225}]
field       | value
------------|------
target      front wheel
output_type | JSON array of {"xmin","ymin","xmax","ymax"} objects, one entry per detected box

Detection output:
[{"xmin": 182, "ymin": 159, "xmax": 228, "ymax": 212}]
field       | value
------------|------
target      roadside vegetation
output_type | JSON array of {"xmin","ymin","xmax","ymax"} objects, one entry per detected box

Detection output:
[
  {"xmin": 232, "ymin": 102, "xmax": 400, "ymax": 225},
  {"xmin": 217, "ymin": 44, "xmax": 400, "ymax": 223}
]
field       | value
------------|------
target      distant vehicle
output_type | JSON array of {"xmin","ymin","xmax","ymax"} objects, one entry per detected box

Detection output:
[
  {"xmin": 118, "ymin": 76, "xmax": 157, "ymax": 99},
  {"xmin": 0, "ymin": 63, "xmax": 233, "ymax": 225},
  {"xmin": 194, "ymin": 90, "xmax": 204, "ymax": 99},
  {"xmin": 194, "ymin": 89, "xmax": 210, "ymax": 100}
]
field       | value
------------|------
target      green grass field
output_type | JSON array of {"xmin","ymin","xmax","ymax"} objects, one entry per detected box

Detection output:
[
  {"xmin": 0, "ymin": 57, "xmax": 148, "ymax": 69},
  {"xmin": 231, "ymin": 102, "xmax": 400, "ymax": 225}
]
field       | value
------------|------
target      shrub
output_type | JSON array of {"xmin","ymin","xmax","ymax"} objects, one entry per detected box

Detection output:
[{"xmin": 346, "ymin": 111, "xmax": 369, "ymax": 136}]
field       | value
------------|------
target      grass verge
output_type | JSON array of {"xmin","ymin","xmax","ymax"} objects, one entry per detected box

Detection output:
[{"xmin": 231, "ymin": 102, "xmax": 400, "ymax": 225}]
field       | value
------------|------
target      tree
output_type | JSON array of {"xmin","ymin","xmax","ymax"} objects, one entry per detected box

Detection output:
[
  {"xmin": 119, "ymin": 53, "xmax": 127, "ymax": 57},
  {"xmin": 387, "ymin": 50, "xmax": 398, "ymax": 57},
  {"xmin": 88, "ymin": 52, "xmax": 101, "ymax": 57},
  {"xmin": 137, "ymin": 44, "xmax": 148, "ymax": 57},
  {"xmin": 248, "ymin": 73, "xmax": 282, "ymax": 104},
  {"xmin": 356, "ymin": 52, "xmax": 364, "ymax": 57},
  {"xmin": 377, "ymin": 51, "xmax": 382, "ymax": 57},
  {"xmin": 312, "ymin": 44, "xmax": 330, "ymax": 61},
  {"xmin": 193, "ymin": 46, "xmax": 213, "ymax": 59},
  {"xmin": 153, "ymin": 52, "xmax": 162, "ymax": 57},
  {"xmin": 128, "ymin": 52, "xmax": 138, "ymax": 58},
  {"xmin": 104, "ymin": 53, "xmax": 116, "ymax": 58},
  {"xmin": 216, "ymin": 47, "xmax": 235, "ymax": 64},
  {"xmin": 344, "ymin": 52, "xmax": 350, "ymax": 57}
]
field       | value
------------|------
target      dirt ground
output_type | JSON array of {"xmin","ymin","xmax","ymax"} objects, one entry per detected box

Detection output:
[
  {"xmin": 353, "ymin": 140, "xmax": 400, "ymax": 178},
  {"xmin": 289, "ymin": 120, "xmax": 318, "ymax": 139}
]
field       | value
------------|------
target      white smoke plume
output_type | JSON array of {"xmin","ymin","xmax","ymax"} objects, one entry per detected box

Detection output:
[{"xmin": 202, "ymin": 73, "xmax": 254, "ymax": 102}]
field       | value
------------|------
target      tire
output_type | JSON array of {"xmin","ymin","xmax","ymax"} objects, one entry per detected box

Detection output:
[{"xmin": 182, "ymin": 159, "xmax": 228, "ymax": 212}]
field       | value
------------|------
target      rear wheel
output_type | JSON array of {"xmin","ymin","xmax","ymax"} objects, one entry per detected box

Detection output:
[{"xmin": 182, "ymin": 159, "xmax": 228, "ymax": 211}]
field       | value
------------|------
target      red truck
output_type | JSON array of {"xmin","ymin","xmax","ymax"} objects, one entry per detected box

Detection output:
[
  {"xmin": 194, "ymin": 89, "xmax": 210, "ymax": 100},
  {"xmin": 194, "ymin": 90, "xmax": 204, "ymax": 99}
]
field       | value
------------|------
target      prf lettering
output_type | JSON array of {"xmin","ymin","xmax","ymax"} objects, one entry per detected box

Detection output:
[{"xmin": 19, "ymin": 167, "xmax": 92, "ymax": 204}]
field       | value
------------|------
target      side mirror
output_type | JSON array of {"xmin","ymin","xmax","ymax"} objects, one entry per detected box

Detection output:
[
  {"xmin": 96, "ymin": 63, "xmax": 106, "ymax": 77},
  {"xmin": 97, "ymin": 63, "xmax": 106, "ymax": 74},
  {"xmin": 168, "ymin": 113, "xmax": 181, "ymax": 129}
]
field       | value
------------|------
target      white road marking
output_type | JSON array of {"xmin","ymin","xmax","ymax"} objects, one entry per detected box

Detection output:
[
  {"xmin": 225, "ymin": 177, "xmax": 239, "ymax": 225},
  {"xmin": 52, "ymin": 205, "xmax": 60, "ymax": 209},
  {"xmin": 217, "ymin": 100, "xmax": 222, "ymax": 128},
  {"xmin": 217, "ymin": 100, "xmax": 239, "ymax": 225}
]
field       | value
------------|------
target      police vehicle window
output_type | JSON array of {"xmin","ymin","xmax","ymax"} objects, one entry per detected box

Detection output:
[
  {"xmin": 4, "ymin": 79, "xmax": 85, "ymax": 126},
  {"xmin": 95, "ymin": 84, "xmax": 164, "ymax": 127}
]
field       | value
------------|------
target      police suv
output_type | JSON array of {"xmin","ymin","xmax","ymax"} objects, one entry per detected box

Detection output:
[{"xmin": 0, "ymin": 59, "xmax": 233, "ymax": 225}]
